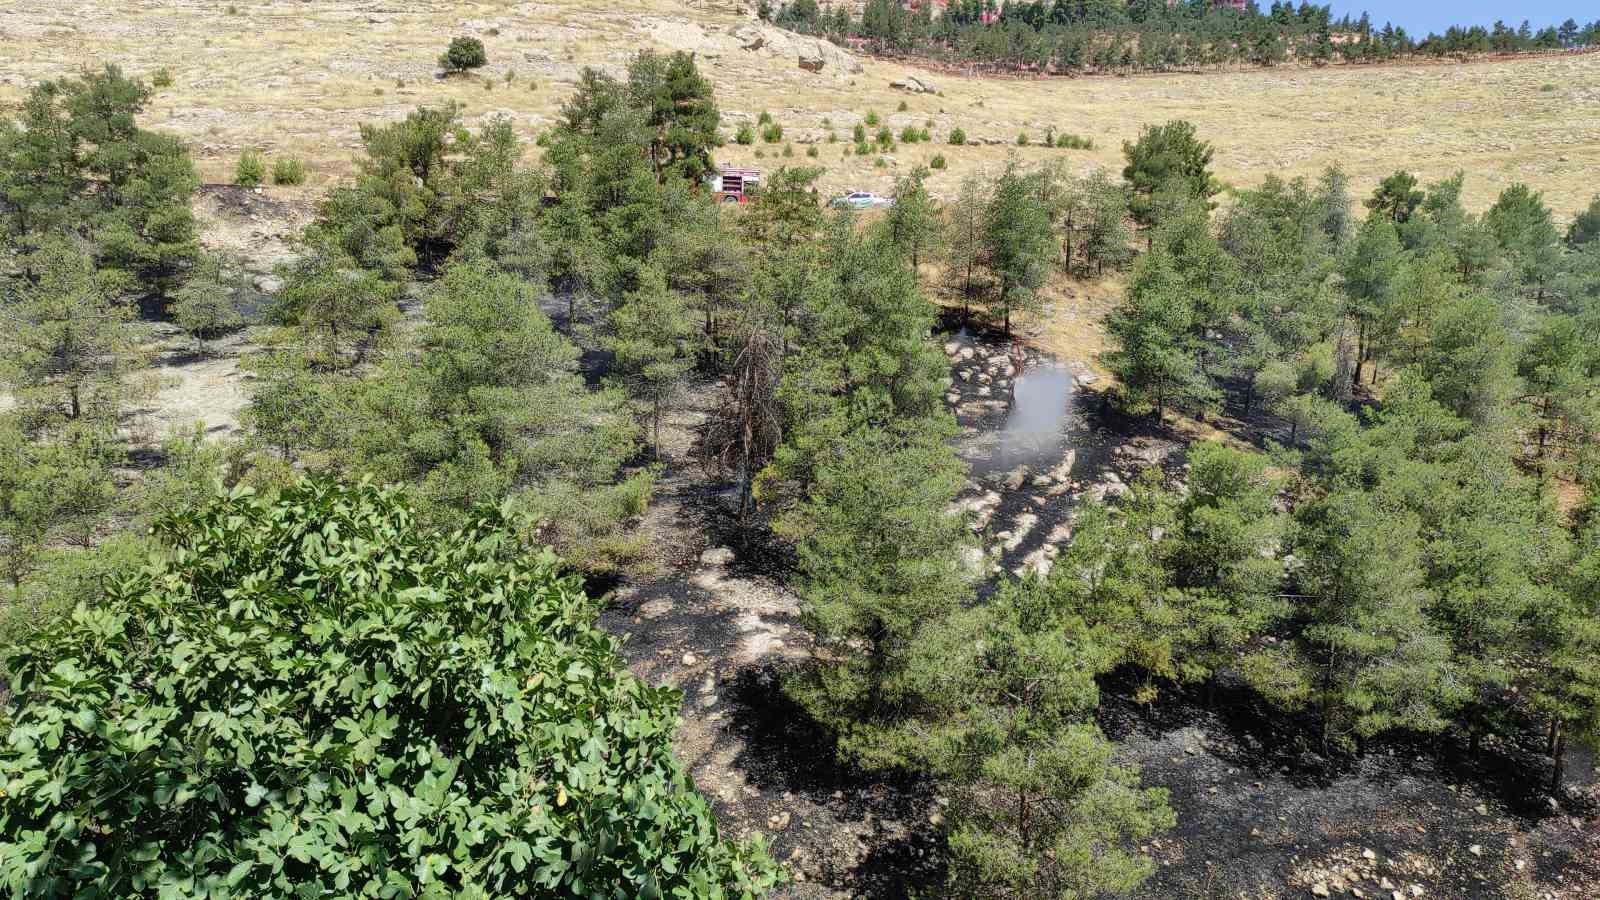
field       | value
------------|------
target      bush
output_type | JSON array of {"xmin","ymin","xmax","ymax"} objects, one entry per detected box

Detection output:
[
  {"xmin": 853, "ymin": 123, "xmax": 867, "ymax": 143},
  {"xmin": 735, "ymin": 123, "xmax": 755, "ymax": 145},
  {"xmin": 807, "ymin": 144, "xmax": 819, "ymax": 157},
  {"xmin": 874, "ymin": 156, "xmax": 888, "ymax": 168},
  {"xmin": 1017, "ymin": 131, "xmax": 1030, "ymax": 146},
  {"xmin": 854, "ymin": 140, "xmax": 871, "ymax": 156},
  {"xmin": 758, "ymin": 109, "xmax": 773, "ymax": 125},
  {"xmin": 897, "ymin": 99, "xmax": 909, "ymax": 111},
  {"xmin": 864, "ymin": 109, "xmax": 880, "ymax": 126},
  {"xmin": 271, "ymin": 157, "xmax": 306, "ymax": 186},
  {"xmin": 827, "ymin": 130, "xmax": 838, "ymax": 143},
  {"xmin": 440, "ymin": 35, "xmax": 488, "ymax": 73},
  {"xmin": 151, "ymin": 67, "xmax": 174, "ymax": 88},
  {"xmin": 919, "ymin": 127, "xmax": 932, "ymax": 142},
  {"xmin": 930, "ymin": 153, "xmax": 947, "ymax": 169},
  {"xmin": 949, "ymin": 126, "xmax": 967, "ymax": 145},
  {"xmin": 876, "ymin": 126, "xmax": 894, "ymax": 148},
  {"xmin": 1056, "ymin": 132, "xmax": 1094, "ymax": 150},
  {"xmin": 761, "ymin": 121, "xmax": 784, "ymax": 143},
  {"xmin": 783, "ymin": 143, "xmax": 794, "ymax": 157},
  {"xmin": 234, "ymin": 149, "xmax": 265, "ymax": 186},
  {"xmin": 0, "ymin": 480, "xmax": 783, "ymax": 897},
  {"xmin": 899, "ymin": 125, "xmax": 921, "ymax": 144}
]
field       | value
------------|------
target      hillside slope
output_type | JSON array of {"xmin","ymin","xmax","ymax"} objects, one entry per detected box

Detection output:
[{"xmin": 1, "ymin": 0, "xmax": 1596, "ymax": 215}]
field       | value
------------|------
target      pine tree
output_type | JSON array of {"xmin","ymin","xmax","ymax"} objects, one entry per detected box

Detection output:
[
  {"xmin": 606, "ymin": 265, "xmax": 695, "ymax": 455},
  {"xmin": 882, "ymin": 165, "xmax": 944, "ymax": 274},
  {"xmin": 1, "ymin": 238, "xmax": 148, "ymax": 425},
  {"xmin": 983, "ymin": 161, "xmax": 1055, "ymax": 336}
]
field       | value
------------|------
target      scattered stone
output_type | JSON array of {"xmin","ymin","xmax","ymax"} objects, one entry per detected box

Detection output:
[
  {"xmin": 767, "ymin": 811, "xmax": 790, "ymax": 830},
  {"xmin": 681, "ymin": 652, "xmax": 698, "ymax": 666},
  {"xmin": 1468, "ymin": 844, "xmax": 1483, "ymax": 857},
  {"xmin": 1362, "ymin": 848, "xmax": 1376, "ymax": 861},
  {"xmin": 1311, "ymin": 883, "xmax": 1330, "ymax": 898},
  {"xmin": 700, "ymin": 546, "xmax": 735, "ymax": 566}
]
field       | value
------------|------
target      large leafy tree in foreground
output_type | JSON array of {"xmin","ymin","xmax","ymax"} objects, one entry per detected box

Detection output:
[{"xmin": 0, "ymin": 480, "xmax": 779, "ymax": 898}]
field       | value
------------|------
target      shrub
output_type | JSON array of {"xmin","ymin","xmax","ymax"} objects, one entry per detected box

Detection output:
[
  {"xmin": 876, "ymin": 126, "xmax": 894, "ymax": 148},
  {"xmin": 440, "ymin": 35, "xmax": 488, "ymax": 73},
  {"xmin": 736, "ymin": 123, "xmax": 755, "ymax": 145},
  {"xmin": 761, "ymin": 121, "xmax": 783, "ymax": 143},
  {"xmin": 758, "ymin": 109, "xmax": 774, "ymax": 125},
  {"xmin": 754, "ymin": 148, "xmax": 765, "ymax": 158},
  {"xmin": 864, "ymin": 109, "xmax": 880, "ymax": 126},
  {"xmin": 874, "ymin": 156, "xmax": 888, "ymax": 168},
  {"xmin": 930, "ymin": 153, "xmax": 947, "ymax": 170},
  {"xmin": 234, "ymin": 149, "xmax": 265, "ymax": 186},
  {"xmin": 919, "ymin": 127, "xmax": 931, "ymax": 142},
  {"xmin": 807, "ymin": 144, "xmax": 819, "ymax": 157},
  {"xmin": 151, "ymin": 67, "xmax": 174, "ymax": 88},
  {"xmin": 853, "ymin": 123, "xmax": 867, "ymax": 143},
  {"xmin": 899, "ymin": 125, "xmax": 921, "ymax": 144},
  {"xmin": 271, "ymin": 157, "xmax": 306, "ymax": 186},
  {"xmin": 949, "ymin": 126, "xmax": 967, "ymax": 145},
  {"xmin": 1017, "ymin": 131, "xmax": 1030, "ymax": 146},
  {"xmin": 1055, "ymin": 132, "xmax": 1094, "ymax": 149},
  {"xmin": 827, "ymin": 130, "xmax": 838, "ymax": 143},
  {"xmin": 1540, "ymin": 82, "xmax": 1556, "ymax": 92},
  {"xmin": 783, "ymin": 142, "xmax": 794, "ymax": 157},
  {"xmin": 0, "ymin": 480, "xmax": 783, "ymax": 897},
  {"xmin": 897, "ymin": 99, "xmax": 909, "ymax": 111},
  {"xmin": 854, "ymin": 140, "xmax": 871, "ymax": 156}
]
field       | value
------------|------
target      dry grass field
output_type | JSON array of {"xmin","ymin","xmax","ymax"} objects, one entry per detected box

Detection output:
[{"xmin": 2, "ymin": 0, "xmax": 1597, "ymax": 216}]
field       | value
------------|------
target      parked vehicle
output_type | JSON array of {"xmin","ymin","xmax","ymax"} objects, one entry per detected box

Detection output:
[
  {"xmin": 708, "ymin": 166, "xmax": 761, "ymax": 204},
  {"xmin": 830, "ymin": 190, "xmax": 895, "ymax": 210}
]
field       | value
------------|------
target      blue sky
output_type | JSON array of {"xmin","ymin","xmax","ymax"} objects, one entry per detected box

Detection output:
[{"xmin": 1329, "ymin": 2, "xmax": 1590, "ymax": 36}]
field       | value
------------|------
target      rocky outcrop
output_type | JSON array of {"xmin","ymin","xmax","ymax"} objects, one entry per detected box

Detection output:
[
  {"xmin": 730, "ymin": 23, "xmax": 864, "ymax": 75},
  {"xmin": 890, "ymin": 75, "xmax": 935, "ymax": 93}
]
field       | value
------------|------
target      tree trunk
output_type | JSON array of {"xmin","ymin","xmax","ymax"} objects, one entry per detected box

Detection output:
[{"xmin": 1551, "ymin": 724, "xmax": 1567, "ymax": 796}]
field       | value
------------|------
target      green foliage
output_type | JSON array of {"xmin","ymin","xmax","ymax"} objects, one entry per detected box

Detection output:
[
  {"xmin": 0, "ymin": 65, "xmax": 200, "ymax": 292},
  {"xmin": 882, "ymin": 165, "xmax": 944, "ymax": 272},
  {"xmin": 735, "ymin": 123, "xmax": 755, "ymax": 145},
  {"xmin": 0, "ymin": 418, "xmax": 123, "ymax": 590},
  {"xmin": 270, "ymin": 157, "xmax": 306, "ymax": 186},
  {"xmin": 605, "ymin": 265, "xmax": 695, "ymax": 455},
  {"xmin": 627, "ymin": 49, "xmax": 722, "ymax": 182},
  {"xmin": 233, "ymin": 149, "xmax": 265, "ymax": 186},
  {"xmin": 948, "ymin": 126, "xmax": 966, "ymax": 145},
  {"xmin": 1364, "ymin": 169, "xmax": 1424, "ymax": 223},
  {"xmin": 983, "ymin": 161, "xmax": 1055, "ymax": 335},
  {"xmin": 439, "ymin": 35, "xmax": 488, "ymax": 72},
  {"xmin": 864, "ymin": 109, "xmax": 880, "ymax": 127},
  {"xmin": 170, "ymin": 255, "xmax": 244, "ymax": 354},
  {"xmin": 0, "ymin": 238, "xmax": 150, "ymax": 426},
  {"xmin": 898, "ymin": 125, "xmax": 921, "ymax": 144},
  {"xmin": 1567, "ymin": 195, "xmax": 1600, "ymax": 248},
  {"xmin": 903, "ymin": 565, "xmax": 1175, "ymax": 897},
  {"xmin": 1016, "ymin": 131, "xmax": 1029, "ymax": 146},
  {"xmin": 1122, "ymin": 120, "xmax": 1219, "ymax": 232},
  {"xmin": 929, "ymin": 153, "xmax": 946, "ymax": 169},
  {"xmin": 150, "ymin": 67, "xmax": 174, "ymax": 88},
  {"xmin": 852, "ymin": 122, "xmax": 867, "ymax": 144},
  {"xmin": 0, "ymin": 480, "xmax": 781, "ymax": 897},
  {"xmin": 896, "ymin": 99, "xmax": 908, "ymax": 112},
  {"xmin": 760, "ymin": 122, "xmax": 783, "ymax": 143}
]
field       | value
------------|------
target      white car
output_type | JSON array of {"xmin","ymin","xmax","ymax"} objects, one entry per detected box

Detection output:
[{"xmin": 830, "ymin": 190, "xmax": 895, "ymax": 210}]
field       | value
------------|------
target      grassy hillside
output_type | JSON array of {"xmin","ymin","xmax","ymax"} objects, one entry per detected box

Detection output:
[{"xmin": 1, "ymin": 0, "xmax": 1595, "ymax": 215}]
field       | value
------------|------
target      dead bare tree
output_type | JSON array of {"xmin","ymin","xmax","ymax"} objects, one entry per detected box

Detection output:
[{"xmin": 699, "ymin": 327, "xmax": 783, "ymax": 524}]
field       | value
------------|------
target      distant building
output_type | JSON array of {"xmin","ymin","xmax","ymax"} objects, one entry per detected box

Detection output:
[{"xmin": 1213, "ymin": 0, "xmax": 1249, "ymax": 10}]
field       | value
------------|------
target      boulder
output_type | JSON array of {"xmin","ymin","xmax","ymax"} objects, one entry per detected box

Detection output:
[
  {"xmin": 798, "ymin": 52, "xmax": 824, "ymax": 73},
  {"xmin": 891, "ymin": 75, "xmax": 936, "ymax": 93}
]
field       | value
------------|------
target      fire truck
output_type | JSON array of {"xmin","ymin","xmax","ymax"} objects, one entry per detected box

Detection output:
[{"xmin": 707, "ymin": 166, "xmax": 760, "ymax": 204}]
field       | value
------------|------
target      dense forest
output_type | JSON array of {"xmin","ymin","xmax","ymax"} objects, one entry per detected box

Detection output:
[
  {"xmin": 1, "ymin": 49, "xmax": 1598, "ymax": 898},
  {"xmin": 763, "ymin": 0, "xmax": 1600, "ymax": 72}
]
